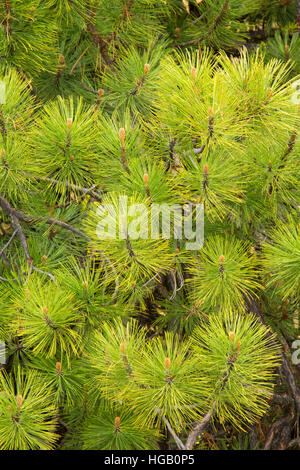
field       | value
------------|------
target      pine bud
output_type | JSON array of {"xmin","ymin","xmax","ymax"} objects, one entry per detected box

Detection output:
[
  {"xmin": 119, "ymin": 128, "xmax": 126, "ymax": 147},
  {"xmin": 144, "ymin": 63, "xmax": 150, "ymax": 75},
  {"xmin": 95, "ymin": 89, "xmax": 104, "ymax": 110},
  {"xmin": 56, "ymin": 362, "xmax": 62, "ymax": 375},
  {"xmin": 266, "ymin": 88, "xmax": 272, "ymax": 99},
  {"xmin": 219, "ymin": 255, "xmax": 225, "ymax": 264},
  {"xmin": 42, "ymin": 306, "xmax": 48, "ymax": 314},
  {"xmin": 236, "ymin": 340, "xmax": 241, "ymax": 353},
  {"xmin": 70, "ymin": 154, "xmax": 74, "ymax": 162},
  {"xmin": 120, "ymin": 342, "xmax": 125, "ymax": 354},
  {"xmin": 29, "ymin": 7, "xmax": 35, "ymax": 20},
  {"xmin": 114, "ymin": 416, "xmax": 121, "ymax": 432},
  {"xmin": 203, "ymin": 164, "xmax": 208, "ymax": 176},
  {"xmin": 209, "ymin": 107, "xmax": 214, "ymax": 118},
  {"xmin": 182, "ymin": 0, "xmax": 190, "ymax": 14},
  {"xmin": 175, "ymin": 27, "xmax": 181, "ymax": 38},
  {"xmin": 58, "ymin": 54, "xmax": 65, "ymax": 66},
  {"xmin": 143, "ymin": 173, "xmax": 149, "ymax": 185},
  {"xmin": 165, "ymin": 357, "xmax": 171, "ymax": 369},
  {"xmin": 67, "ymin": 118, "xmax": 72, "ymax": 132},
  {"xmin": 82, "ymin": 280, "xmax": 88, "ymax": 288},
  {"xmin": 25, "ymin": 290, "xmax": 30, "ymax": 298},
  {"xmin": 191, "ymin": 67, "xmax": 196, "ymax": 79},
  {"xmin": 121, "ymin": 214, "xmax": 126, "ymax": 228},
  {"xmin": 17, "ymin": 394, "xmax": 23, "ymax": 408},
  {"xmin": 229, "ymin": 331, "xmax": 235, "ymax": 343}
]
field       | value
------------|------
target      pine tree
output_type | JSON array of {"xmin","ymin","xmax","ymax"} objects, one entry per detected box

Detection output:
[{"xmin": 0, "ymin": 0, "xmax": 299, "ymax": 451}]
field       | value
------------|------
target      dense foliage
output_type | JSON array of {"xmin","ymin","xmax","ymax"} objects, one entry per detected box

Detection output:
[{"xmin": 0, "ymin": 0, "xmax": 299, "ymax": 451}]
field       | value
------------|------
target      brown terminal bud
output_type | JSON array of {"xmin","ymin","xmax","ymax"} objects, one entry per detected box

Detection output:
[
  {"xmin": 70, "ymin": 154, "xmax": 74, "ymax": 162},
  {"xmin": 56, "ymin": 362, "xmax": 62, "ymax": 375},
  {"xmin": 26, "ymin": 290, "xmax": 31, "ymax": 298},
  {"xmin": 29, "ymin": 7, "xmax": 35, "ymax": 19},
  {"xmin": 203, "ymin": 164, "xmax": 209, "ymax": 176},
  {"xmin": 58, "ymin": 54, "xmax": 65, "ymax": 66},
  {"xmin": 165, "ymin": 357, "xmax": 171, "ymax": 369},
  {"xmin": 175, "ymin": 27, "xmax": 181, "ymax": 38},
  {"xmin": 119, "ymin": 128, "xmax": 126, "ymax": 147},
  {"xmin": 191, "ymin": 67, "xmax": 196, "ymax": 79},
  {"xmin": 144, "ymin": 63, "xmax": 150, "ymax": 75},
  {"xmin": 219, "ymin": 255, "xmax": 225, "ymax": 264},
  {"xmin": 114, "ymin": 416, "xmax": 121, "ymax": 432},
  {"xmin": 42, "ymin": 306, "xmax": 48, "ymax": 314},
  {"xmin": 17, "ymin": 394, "xmax": 23, "ymax": 409},
  {"xmin": 82, "ymin": 280, "xmax": 88, "ymax": 288},
  {"xmin": 120, "ymin": 342, "xmax": 125, "ymax": 355},
  {"xmin": 143, "ymin": 173, "xmax": 149, "ymax": 185},
  {"xmin": 67, "ymin": 118, "xmax": 72, "ymax": 132},
  {"xmin": 121, "ymin": 214, "xmax": 126, "ymax": 228}
]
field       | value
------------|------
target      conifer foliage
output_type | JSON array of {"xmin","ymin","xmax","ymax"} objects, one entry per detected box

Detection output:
[{"xmin": 0, "ymin": 0, "xmax": 299, "ymax": 451}]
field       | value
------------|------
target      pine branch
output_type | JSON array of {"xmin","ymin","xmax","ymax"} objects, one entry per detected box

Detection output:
[
  {"xmin": 185, "ymin": 407, "xmax": 214, "ymax": 449},
  {"xmin": 21, "ymin": 173, "xmax": 102, "ymax": 202},
  {"xmin": 185, "ymin": 341, "xmax": 240, "ymax": 449},
  {"xmin": 210, "ymin": 0, "xmax": 230, "ymax": 35},
  {"xmin": 2, "ymin": 0, "xmax": 12, "ymax": 37},
  {"xmin": 85, "ymin": 3, "xmax": 116, "ymax": 70},
  {"xmin": 263, "ymin": 416, "xmax": 292, "ymax": 450},
  {"xmin": 155, "ymin": 409, "xmax": 185, "ymax": 451},
  {"xmin": 0, "ymin": 228, "xmax": 17, "ymax": 258},
  {"xmin": 14, "ymin": 211, "xmax": 88, "ymax": 240},
  {"xmin": 0, "ymin": 194, "xmax": 89, "ymax": 271}
]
